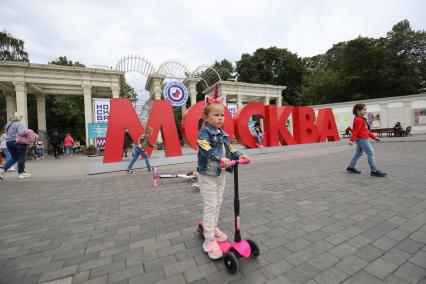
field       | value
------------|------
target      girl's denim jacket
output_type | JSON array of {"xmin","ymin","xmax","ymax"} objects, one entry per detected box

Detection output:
[{"xmin": 197, "ymin": 123, "xmax": 242, "ymax": 176}]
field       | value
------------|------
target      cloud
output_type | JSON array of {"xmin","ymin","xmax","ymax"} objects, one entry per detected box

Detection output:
[{"xmin": 1, "ymin": 0, "xmax": 425, "ymax": 94}]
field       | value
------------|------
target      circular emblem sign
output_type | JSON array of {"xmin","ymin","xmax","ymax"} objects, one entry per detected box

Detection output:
[{"xmin": 163, "ymin": 81, "xmax": 189, "ymax": 106}]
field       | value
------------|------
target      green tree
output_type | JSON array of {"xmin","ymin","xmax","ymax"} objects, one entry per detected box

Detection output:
[
  {"xmin": 49, "ymin": 56, "xmax": 84, "ymax": 67},
  {"xmin": 385, "ymin": 20, "xmax": 426, "ymax": 93},
  {"xmin": 44, "ymin": 56, "xmax": 86, "ymax": 139},
  {"xmin": 212, "ymin": 59, "xmax": 234, "ymax": 81},
  {"xmin": 195, "ymin": 59, "xmax": 235, "ymax": 102},
  {"xmin": 120, "ymin": 82, "xmax": 137, "ymax": 102},
  {"xmin": 301, "ymin": 20, "xmax": 425, "ymax": 105},
  {"xmin": 0, "ymin": 30, "xmax": 29, "ymax": 62},
  {"xmin": 235, "ymin": 47, "xmax": 305, "ymax": 105}
]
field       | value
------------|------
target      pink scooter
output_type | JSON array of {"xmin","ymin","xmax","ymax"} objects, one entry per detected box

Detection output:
[
  {"xmin": 152, "ymin": 167, "xmax": 198, "ymax": 189},
  {"xmin": 197, "ymin": 158, "xmax": 260, "ymax": 274}
]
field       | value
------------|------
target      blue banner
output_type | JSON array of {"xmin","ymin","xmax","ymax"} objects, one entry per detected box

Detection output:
[{"xmin": 88, "ymin": 123, "xmax": 108, "ymax": 138}]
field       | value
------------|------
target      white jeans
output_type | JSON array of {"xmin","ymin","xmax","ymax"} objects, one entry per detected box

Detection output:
[{"xmin": 199, "ymin": 171, "xmax": 226, "ymax": 240}]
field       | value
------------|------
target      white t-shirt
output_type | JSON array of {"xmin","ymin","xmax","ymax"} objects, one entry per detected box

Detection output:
[{"xmin": 0, "ymin": 133, "xmax": 7, "ymax": 149}]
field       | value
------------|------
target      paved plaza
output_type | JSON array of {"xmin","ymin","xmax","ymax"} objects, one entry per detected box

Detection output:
[{"xmin": 0, "ymin": 136, "xmax": 426, "ymax": 284}]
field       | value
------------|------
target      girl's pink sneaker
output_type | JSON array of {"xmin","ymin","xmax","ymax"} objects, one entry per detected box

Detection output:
[
  {"xmin": 203, "ymin": 239, "xmax": 223, "ymax": 259},
  {"xmin": 214, "ymin": 228, "xmax": 228, "ymax": 242}
]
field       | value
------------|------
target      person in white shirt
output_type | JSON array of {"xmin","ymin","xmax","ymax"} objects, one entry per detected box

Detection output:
[{"xmin": 0, "ymin": 127, "xmax": 16, "ymax": 172}]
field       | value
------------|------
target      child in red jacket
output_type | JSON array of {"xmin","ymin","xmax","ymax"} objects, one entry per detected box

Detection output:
[
  {"xmin": 347, "ymin": 104, "xmax": 387, "ymax": 177},
  {"xmin": 64, "ymin": 134, "xmax": 74, "ymax": 159}
]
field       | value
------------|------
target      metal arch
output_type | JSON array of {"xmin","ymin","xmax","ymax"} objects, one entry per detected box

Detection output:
[
  {"xmin": 115, "ymin": 55, "xmax": 155, "ymax": 77},
  {"xmin": 191, "ymin": 65, "xmax": 222, "ymax": 88},
  {"xmin": 156, "ymin": 60, "xmax": 190, "ymax": 79}
]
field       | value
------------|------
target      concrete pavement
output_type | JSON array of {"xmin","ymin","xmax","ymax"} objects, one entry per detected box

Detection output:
[{"xmin": 0, "ymin": 136, "xmax": 425, "ymax": 283}]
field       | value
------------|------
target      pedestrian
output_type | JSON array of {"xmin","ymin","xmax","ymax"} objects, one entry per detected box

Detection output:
[
  {"xmin": 1, "ymin": 127, "xmax": 17, "ymax": 171},
  {"xmin": 50, "ymin": 131, "xmax": 61, "ymax": 159},
  {"xmin": 197, "ymin": 88, "xmax": 250, "ymax": 259},
  {"xmin": 0, "ymin": 112, "xmax": 33, "ymax": 180},
  {"xmin": 127, "ymin": 127, "xmax": 154, "ymax": 173},
  {"xmin": 35, "ymin": 138, "xmax": 44, "ymax": 159},
  {"xmin": 251, "ymin": 121, "xmax": 264, "ymax": 147},
  {"xmin": 64, "ymin": 133, "xmax": 74, "ymax": 158},
  {"xmin": 123, "ymin": 129, "xmax": 132, "ymax": 157},
  {"xmin": 347, "ymin": 103, "xmax": 387, "ymax": 177}
]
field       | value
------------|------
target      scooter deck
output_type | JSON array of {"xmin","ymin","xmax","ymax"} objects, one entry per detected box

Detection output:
[{"xmin": 197, "ymin": 221, "xmax": 251, "ymax": 258}]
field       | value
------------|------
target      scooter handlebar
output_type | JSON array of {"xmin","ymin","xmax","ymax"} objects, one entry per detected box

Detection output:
[{"xmin": 220, "ymin": 158, "xmax": 250, "ymax": 168}]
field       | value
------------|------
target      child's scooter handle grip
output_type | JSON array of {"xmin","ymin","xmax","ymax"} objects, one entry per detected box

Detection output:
[{"xmin": 220, "ymin": 158, "xmax": 250, "ymax": 168}]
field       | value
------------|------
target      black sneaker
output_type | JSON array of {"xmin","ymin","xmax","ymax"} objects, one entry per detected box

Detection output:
[
  {"xmin": 346, "ymin": 167, "xmax": 361, "ymax": 174},
  {"xmin": 371, "ymin": 170, "xmax": 387, "ymax": 177},
  {"xmin": 147, "ymin": 167, "xmax": 153, "ymax": 172}
]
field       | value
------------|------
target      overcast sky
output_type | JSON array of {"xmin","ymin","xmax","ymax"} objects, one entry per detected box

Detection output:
[{"xmin": 1, "ymin": 0, "xmax": 425, "ymax": 96}]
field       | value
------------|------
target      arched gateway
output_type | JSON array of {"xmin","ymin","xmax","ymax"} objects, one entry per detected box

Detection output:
[{"xmin": 0, "ymin": 61, "xmax": 124, "ymax": 143}]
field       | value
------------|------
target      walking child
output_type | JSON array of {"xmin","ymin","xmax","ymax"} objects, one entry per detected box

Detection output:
[
  {"xmin": 347, "ymin": 103, "xmax": 387, "ymax": 177},
  {"xmin": 127, "ymin": 127, "xmax": 154, "ymax": 173},
  {"xmin": 197, "ymin": 87, "xmax": 250, "ymax": 259},
  {"xmin": 64, "ymin": 134, "xmax": 74, "ymax": 158}
]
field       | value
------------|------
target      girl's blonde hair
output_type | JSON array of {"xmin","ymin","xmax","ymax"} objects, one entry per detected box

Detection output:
[
  {"xmin": 9, "ymin": 112, "xmax": 23, "ymax": 122},
  {"xmin": 144, "ymin": 127, "xmax": 153, "ymax": 135},
  {"xmin": 203, "ymin": 102, "xmax": 224, "ymax": 117}
]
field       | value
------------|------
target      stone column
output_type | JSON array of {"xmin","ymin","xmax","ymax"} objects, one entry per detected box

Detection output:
[
  {"xmin": 183, "ymin": 78, "xmax": 200, "ymax": 106},
  {"xmin": 83, "ymin": 85, "xmax": 93, "ymax": 146},
  {"xmin": 276, "ymin": 96, "xmax": 282, "ymax": 107},
  {"xmin": 13, "ymin": 81, "xmax": 28, "ymax": 127},
  {"xmin": 181, "ymin": 104, "xmax": 187, "ymax": 115},
  {"xmin": 237, "ymin": 95, "xmax": 243, "ymax": 109},
  {"xmin": 145, "ymin": 75, "xmax": 165, "ymax": 144},
  {"xmin": 264, "ymin": 96, "xmax": 270, "ymax": 105},
  {"xmin": 146, "ymin": 74, "xmax": 165, "ymax": 100},
  {"xmin": 36, "ymin": 94, "xmax": 47, "ymax": 132},
  {"xmin": 111, "ymin": 85, "xmax": 120, "ymax": 98},
  {"xmin": 5, "ymin": 91, "xmax": 16, "ymax": 119}
]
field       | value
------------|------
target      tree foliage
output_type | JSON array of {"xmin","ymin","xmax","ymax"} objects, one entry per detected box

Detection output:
[
  {"xmin": 299, "ymin": 20, "xmax": 426, "ymax": 105},
  {"xmin": 49, "ymin": 56, "xmax": 85, "ymax": 67},
  {"xmin": 236, "ymin": 47, "xmax": 305, "ymax": 105},
  {"xmin": 195, "ymin": 59, "xmax": 235, "ymax": 102},
  {"xmin": 120, "ymin": 82, "xmax": 137, "ymax": 102},
  {"xmin": 43, "ymin": 57, "xmax": 86, "ymax": 139},
  {"xmin": 234, "ymin": 20, "xmax": 425, "ymax": 105},
  {"xmin": 0, "ymin": 30, "xmax": 29, "ymax": 62}
]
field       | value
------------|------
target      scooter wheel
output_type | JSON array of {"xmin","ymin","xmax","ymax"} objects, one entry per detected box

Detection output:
[
  {"xmin": 247, "ymin": 239, "xmax": 260, "ymax": 258},
  {"xmin": 224, "ymin": 252, "xmax": 238, "ymax": 274}
]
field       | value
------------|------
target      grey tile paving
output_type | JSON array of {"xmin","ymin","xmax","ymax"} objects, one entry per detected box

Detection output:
[{"xmin": 1, "ymin": 138, "xmax": 426, "ymax": 283}]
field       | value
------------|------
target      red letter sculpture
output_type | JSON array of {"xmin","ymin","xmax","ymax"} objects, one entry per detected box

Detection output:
[
  {"xmin": 264, "ymin": 105, "xmax": 296, "ymax": 146},
  {"xmin": 292, "ymin": 106, "xmax": 320, "ymax": 144},
  {"xmin": 103, "ymin": 99, "xmax": 181, "ymax": 163},
  {"xmin": 316, "ymin": 108, "xmax": 340, "ymax": 142},
  {"xmin": 234, "ymin": 102, "xmax": 265, "ymax": 148}
]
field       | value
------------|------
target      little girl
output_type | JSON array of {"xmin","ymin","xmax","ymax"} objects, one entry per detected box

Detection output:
[
  {"xmin": 252, "ymin": 121, "xmax": 264, "ymax": 147},
  {"xmin": 197, "ymin": 90, "xmax": 250, "ymax": 259},
  {"xmin": 36, "ymin": 138, "xmax": 44, "ymax": 159},
  {"xmin": 127, "ymin": 127, "xmax": 154, "ymax": 173},
  {"xmin": 347, "ymin": 103, "xmax": 387, "ymax": 177}
]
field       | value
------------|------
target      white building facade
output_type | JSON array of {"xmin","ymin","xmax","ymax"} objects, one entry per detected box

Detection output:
[
  {"xmin": 0, "ymin": 61, "xmax": 124, "ymax": 142},
  {"xmin": 313, "ymin": 94, "xmax": 426, "ymax": 134}
]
